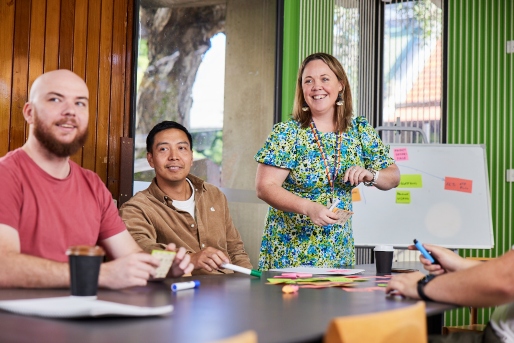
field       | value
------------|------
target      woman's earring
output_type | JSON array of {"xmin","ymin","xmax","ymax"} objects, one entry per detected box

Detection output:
[
  {"xmin": 336, "ymin": 92, "xmax": 344, "ymax": 106},
  {"xmin": 302, "ymin": 101, "xmax": 309, "ymax": 112}
]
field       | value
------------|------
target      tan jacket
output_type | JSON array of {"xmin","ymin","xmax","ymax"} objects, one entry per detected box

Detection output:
[{"xmin": 119, "ymin": 174, "xmax": 252, "ymax": 275}]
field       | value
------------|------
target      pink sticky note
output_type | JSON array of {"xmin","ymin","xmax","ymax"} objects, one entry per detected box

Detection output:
[
  {"xmin": 393, "ymin": 148, "xmax": 409, "ymax": 161},
  {"xmin": 444, "ymin": 177, "xmax": 473, "ymax": 193}
]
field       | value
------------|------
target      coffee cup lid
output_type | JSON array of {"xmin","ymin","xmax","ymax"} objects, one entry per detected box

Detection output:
[
  {"xmin": 374, "ymin": 245, "xmax": 394, "ymax": 251},
  {"xmin": 66, "ymin": 245, "xmax": 105, "ymax": 256}
]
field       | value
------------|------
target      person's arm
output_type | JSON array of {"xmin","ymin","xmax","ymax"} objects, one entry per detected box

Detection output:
[
  {"xmin": 386, "ymin": 250, "xmax": 514, "ymax": 307},
  {"xmin": 255, "ymin": 163, "xmax": 338, "ymax": 227},
  {"xmin": 373, "ymin": 164, "xmax": 400, "ymax": 190},
  {"xmin": 342, "ymin": 164, "xmax": 400, "ymax": 190},
  {"xmin": 119, "ymin": 202, "xmax": 167, "ymax": 253},
  {"xmin": 410, "ymin": 243, "xmax": 481, "ymax": 275},
  {"xmin": 0, "ymin": 224, "xmax": 70, "ymax": 288}
]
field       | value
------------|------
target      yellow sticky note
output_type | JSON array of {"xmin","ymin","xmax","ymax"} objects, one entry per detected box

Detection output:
[
  {"xmin": 152, "ymin": 250, "xmax": 176, "ymax": 278},
  {"xmin": 398, "ymin": 174, "xmax": 423, "ymax": 188},
  {"xmin": 396, "ymin": 191, "xmax": 411, "ymax": 204}
]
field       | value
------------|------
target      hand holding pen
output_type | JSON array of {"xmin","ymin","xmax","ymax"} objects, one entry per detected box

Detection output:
[{"xmin": 411, "ymin": 240, "xmax": 468, "ymax": 275}]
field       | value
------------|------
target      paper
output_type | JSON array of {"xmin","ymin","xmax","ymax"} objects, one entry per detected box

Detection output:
[
  {"xmin": 444, "ymin": 177, "xmax": 473, "ymax": 193},
  {"xmin": 152, "ymin": 250, "xmax": 176, "ymax": 278},
  {"xmin": 0, "ymin": 296, "xmax": 173, "ymax": 318},
  {"xmin": 398, "ymin": 174, "xmax": 423, "ymax": 188},
  {"xmin": 269, "ymin": 267, "xmax": 364, "ymax": 275}
]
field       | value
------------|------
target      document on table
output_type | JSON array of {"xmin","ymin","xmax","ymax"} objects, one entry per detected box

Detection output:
[
  {"xmin": 269, "ymin": 267, "xmax": 365, "ymax": 275},
  {"xmin": 0, "ymin": 296, "xmax": 173, "ymax": 318}
]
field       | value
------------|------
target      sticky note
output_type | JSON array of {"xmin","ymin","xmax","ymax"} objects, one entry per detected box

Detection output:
[
  {"xmin": 352, "ymin": 188, "xmax": 361, "ymax": 202},
  {"xmin": 398, "ymin": 174, "xmax": 423, "ymax": 188},
  {"xmin": 393, "ymin": 148, "xmax": 409, "ymax": 161},
  {"xmin": 444, "ymin": 177, "xmax": 473, "ymax": 193},
  {"xmin": 152, "ymin": 250, "xmax": 176, "ymax": 278},
  {"xmin": 396, "ymin": 191, "xmax": 411, "ymax": 204}
]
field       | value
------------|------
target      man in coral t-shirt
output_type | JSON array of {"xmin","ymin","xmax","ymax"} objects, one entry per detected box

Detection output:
[{"xmin": 0, "ymin": 69, "xmax": 193, "ymax": 289}]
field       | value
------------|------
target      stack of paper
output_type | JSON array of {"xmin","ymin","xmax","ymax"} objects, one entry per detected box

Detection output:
[{"xmin": 0, "ymin": 296, "xmax": 173, "ymax": 318}]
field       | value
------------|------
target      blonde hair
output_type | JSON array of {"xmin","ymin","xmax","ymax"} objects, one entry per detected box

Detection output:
[{"xmin": 292, "ymin": 53, "xmax": 353, "ymax": 133}]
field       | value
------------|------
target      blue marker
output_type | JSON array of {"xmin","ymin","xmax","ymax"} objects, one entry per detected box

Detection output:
[
  {"xmin": 413, "ymin": 239, "xmax": 438, "ymax": 264},
  {"xmin": 171, "ymin": 280, "xmax": 200, "ymax": 292}
]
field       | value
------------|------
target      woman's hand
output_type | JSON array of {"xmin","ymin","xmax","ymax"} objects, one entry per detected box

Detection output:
[
  {"xmin": 305, "ymin": 201, "xmax": 339, "ymax": 227},
  {"xmin": 343, "ymin": 165, "xmax": 371, "ymax": 186}
]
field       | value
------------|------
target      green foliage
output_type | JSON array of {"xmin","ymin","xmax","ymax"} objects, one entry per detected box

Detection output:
[
  {"xmin": 194, "ymin": 130, "xmax": 223, "ymax": 165},
  {"xmin": 397, "ymin": 0, "xmax": 442, "ymax": 43}
]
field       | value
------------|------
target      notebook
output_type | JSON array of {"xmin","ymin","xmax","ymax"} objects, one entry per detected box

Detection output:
[{"xmin": 0, "ymin": 296, "xmax": 173, "ymax": 318}]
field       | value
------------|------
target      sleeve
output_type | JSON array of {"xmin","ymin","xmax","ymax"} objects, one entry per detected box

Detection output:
[
  {"xmin": 118, "ymin": 198, "xmax": 167, "ymax": 253},
  {"xmin": 0, "ymin": 163, "xmax": 22, "ymax": 230},
  {"xmin": 355, "ymin": 116, "xmax": 395, "ymax": 171},
  {"xmin": 254, "ymin": 121, "xmax": 299, "ymax": 170},
  {"xmin": 219, "ymin": 193, "xmax": 253, "ymax": 269}
]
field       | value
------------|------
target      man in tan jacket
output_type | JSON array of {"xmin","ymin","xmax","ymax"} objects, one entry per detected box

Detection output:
[{"xmin": 120, "ymin": 121, "xmax": 252, "ymax": 275}]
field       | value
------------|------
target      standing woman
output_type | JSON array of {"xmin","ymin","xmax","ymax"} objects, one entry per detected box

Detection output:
[{"xmin": 255, "ymin": 53, "xmax": 400, "ymax": 270}]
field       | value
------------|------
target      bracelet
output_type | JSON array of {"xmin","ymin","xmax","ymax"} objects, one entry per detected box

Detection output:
[
  {"xmin": 417, "ymin": 274, "xmax": 436, "ymax": 301},
  {"xmin": 363, "ymin": 169, "xmax": 378, "ymax": 187}
]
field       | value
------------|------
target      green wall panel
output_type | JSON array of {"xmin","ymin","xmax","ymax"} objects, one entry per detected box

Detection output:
[{"xmin": 446, "ymin": 0, "xmax": 514, "ymax": 327}]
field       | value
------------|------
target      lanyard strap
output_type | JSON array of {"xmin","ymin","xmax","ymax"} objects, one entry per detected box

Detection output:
[{"xmin": 309, "ymin": 121, "xmax": 342, "ymax": 197}]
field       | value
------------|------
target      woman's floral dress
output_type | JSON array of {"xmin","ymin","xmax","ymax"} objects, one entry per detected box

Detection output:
[{"xmin": 254, "ymin": 116, "xmax": 394, "ymax": 270}]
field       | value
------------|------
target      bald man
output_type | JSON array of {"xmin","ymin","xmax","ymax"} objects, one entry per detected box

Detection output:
[{"xmin": 0, "ymin": 69, "xmax": 193, "ymax": 289}]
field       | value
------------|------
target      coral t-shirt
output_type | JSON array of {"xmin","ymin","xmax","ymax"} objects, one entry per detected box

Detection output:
[{"xmin": 0, "ymin": 149, "xmax": 126, "ymax": 262}]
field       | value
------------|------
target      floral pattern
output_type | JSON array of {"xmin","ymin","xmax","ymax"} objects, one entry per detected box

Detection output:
[{"xmin": 255, "ymin": 116, "xmax": 394, "ymax": 270}]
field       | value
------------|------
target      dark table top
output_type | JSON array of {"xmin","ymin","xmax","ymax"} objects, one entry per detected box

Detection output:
[{"xmin": 0, "ymin": 262, "xmax": 454, "ymax": 343}]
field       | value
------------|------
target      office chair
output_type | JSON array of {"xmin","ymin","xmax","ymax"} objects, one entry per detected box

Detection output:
[
  {"xmin": 442, "ymin": 257, "xmax": 492, "ymax": 334},
  {"xmin": 210, "ymin": 330, "xmax": 258, "ymax": 343},
  {"xmin": 324, "ymin": 301, "xmax": 427, "ymax": 343}
]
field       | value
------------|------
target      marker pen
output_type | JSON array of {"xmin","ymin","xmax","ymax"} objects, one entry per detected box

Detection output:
[
  {"xmin": 171, "ymin": 280, "xmax": 200, "ymax": 292},
  {"xmin": 328, "ymin": 198, "xmax": 341, "ymax": 213},
  {"xmin": 413, "ymin": 239, "xmax": 438, "ymax": 264},
  {"xmin": 221, "ymin": 263, "xmax": 262, "ymax": 277}
]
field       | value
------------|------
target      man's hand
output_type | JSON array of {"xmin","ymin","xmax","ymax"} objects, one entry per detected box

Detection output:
[
  {"xmin": 408, "ymin": 243, "xmax": 474, "ymax": 275},
  {"xmin": 189, "ymin": 247, "xmax": 230, "ymax": 272},
  {"xmin": 385, "ymin": 271, "xmax": 424, "ymax": 299},
  {"xmin": 165, "ymin": 244, "xmax": 194, "ymax": 277},
  {"xmin": 99, "ymin": 252, "xmax": 160, "ymax": 289}
]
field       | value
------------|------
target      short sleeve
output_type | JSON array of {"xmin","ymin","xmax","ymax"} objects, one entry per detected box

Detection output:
[
  {"xmin": 0, "ymin": 160, "xmax": 22, "ymax": 230},
  {"xmin": 355, "ymin": 116, "xmax": 395, "ymax": 170},
  {"xmin": 254, "ymin": 121, "xmax": 300, "ymax": 170}
]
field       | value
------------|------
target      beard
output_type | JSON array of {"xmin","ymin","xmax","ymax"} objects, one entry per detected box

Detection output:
[{"xmin": 33, "ymin": 113, "xmax": 89, "ymax": 158}]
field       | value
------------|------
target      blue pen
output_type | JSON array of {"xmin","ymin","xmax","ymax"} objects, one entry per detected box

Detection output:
[{"xmin": 413, "ymin": 239, "xmax": 439, "ymax": 264}]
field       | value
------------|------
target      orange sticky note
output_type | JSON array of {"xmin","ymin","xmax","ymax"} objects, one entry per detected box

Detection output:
[
  {"xmin": 352, "ymin": 188, "xmax": 361, "ymax": 202},
  {"xmin": 393, "ymin": 148, "xmax": 409, "ymax": 161},
  {"xmin": 444, "ymin": 177, "xmax": 473, "ymax": 193}
]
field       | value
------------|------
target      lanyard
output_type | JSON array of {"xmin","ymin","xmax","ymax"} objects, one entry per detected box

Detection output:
[{"xmin": 309, "ymin": 121, "xmax": 342, "ymax": 198}]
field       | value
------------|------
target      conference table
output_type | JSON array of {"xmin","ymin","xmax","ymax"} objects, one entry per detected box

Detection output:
[{"xmin": 0, "ymin": 262, "xmax": 455, "ymax": 343}]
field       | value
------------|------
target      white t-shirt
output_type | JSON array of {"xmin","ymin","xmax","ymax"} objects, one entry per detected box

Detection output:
[
  {"xmin": 172, "ymin": 178, "xmax": 196, "ymax": 219},
  {"xmin": 490, "ymin": 303, "xmax": 514, "ymax": 342}
]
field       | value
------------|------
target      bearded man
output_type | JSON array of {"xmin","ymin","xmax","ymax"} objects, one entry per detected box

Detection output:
[{"xmin": 0, "ymin": 69, "xmax": 193, "ymax": 289}]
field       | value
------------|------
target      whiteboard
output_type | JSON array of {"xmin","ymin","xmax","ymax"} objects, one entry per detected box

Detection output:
[{"xmin": 352, "ymin": 144, "xmax": 494, "ymax": 249}]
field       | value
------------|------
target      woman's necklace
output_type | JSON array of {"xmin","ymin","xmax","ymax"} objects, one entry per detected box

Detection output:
[{"xmin": 309, "ymin": 121, "xmax": 342, "ymax": 202}]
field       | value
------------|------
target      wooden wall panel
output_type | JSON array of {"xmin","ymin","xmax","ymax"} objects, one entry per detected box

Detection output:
[
  {"xmin": 11, "ymin": 1, "xmax": 30, "ymax": 150},
  {"xmin": 83, "ymin": 0, "xmax": 101, "ymax": 172},
  {"xmin": 97, "ymin": 0, "xmax": 114, "ymax": 189},
  {"xmin": 44, "ymin": 0, "xmax": 60, "ymax": 71},
  {"xmin": 0, "ymin": 1, "xmax": 15, "ymax": 156},
  {"xmin": 0, "ymin": 0, "xmax": 135, "ymax": 202}
]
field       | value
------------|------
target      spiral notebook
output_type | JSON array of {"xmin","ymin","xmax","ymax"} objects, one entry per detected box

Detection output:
[{"xmin": 0, "ymin": 296, "xmax": 173, "ymax": 318}]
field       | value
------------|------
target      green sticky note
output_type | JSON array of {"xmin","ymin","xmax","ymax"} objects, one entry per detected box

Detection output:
[
  {"xmin": 396, "ymin": 191, "xmax": 411, "ymax": 204},
  {"xmin": 398, "ymin": 174, "xmax": 423, "ymax": 188}
]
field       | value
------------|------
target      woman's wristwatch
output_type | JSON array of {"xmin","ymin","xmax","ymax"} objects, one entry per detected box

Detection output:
[
  {"xmin": 417, "ymin": 274, "xmax": 437, "ymax": 301},
  {"xmin": 363, "ymin": 169, "xmax": 379, "ymax": 186}
]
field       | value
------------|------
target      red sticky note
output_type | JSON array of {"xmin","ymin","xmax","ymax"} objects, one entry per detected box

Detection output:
[
  {"xmin": 444, "ymin": 177, "xmax": 473, "ymax": 193},
  {"xmin": 393, "ymin": 148, "xmax": 409, "ymax": 161}
]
